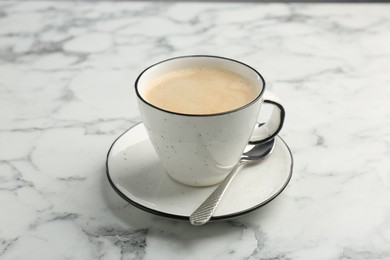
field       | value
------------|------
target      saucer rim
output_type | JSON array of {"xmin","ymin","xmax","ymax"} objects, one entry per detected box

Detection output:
[{"xmin": 106, "ymin": 122, "xmax": 294, "ymax": 222}]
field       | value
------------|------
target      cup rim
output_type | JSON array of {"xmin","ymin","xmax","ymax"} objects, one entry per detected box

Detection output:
[{"xmin": 134, "ymin": 55, "xmax": 266, "ymax": 117}]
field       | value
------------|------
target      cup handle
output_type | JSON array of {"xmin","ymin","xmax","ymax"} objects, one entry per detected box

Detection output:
[{"xmin": 249, "ymin": 91, "xmax": 285, "ymax": 144}]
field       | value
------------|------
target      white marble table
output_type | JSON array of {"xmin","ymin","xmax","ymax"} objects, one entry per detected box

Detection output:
[{"xmin": 1, "ymin": 1, "xmax": 390, "ymax": 259}]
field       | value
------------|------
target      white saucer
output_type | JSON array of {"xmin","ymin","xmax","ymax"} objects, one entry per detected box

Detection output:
[{"xmin": 106, "ymin": 122, "xmax": 293, "ymax": 222}]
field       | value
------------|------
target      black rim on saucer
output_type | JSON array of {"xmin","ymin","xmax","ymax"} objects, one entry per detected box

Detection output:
[{"xmin": 105, "ymin": 122, "xmax": 294, "ymax": 222}]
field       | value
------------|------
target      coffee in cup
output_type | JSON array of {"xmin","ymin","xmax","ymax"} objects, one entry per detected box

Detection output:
[{"xmin": 143, "ymin": 67, "xmax": 258, "ymax": 115}]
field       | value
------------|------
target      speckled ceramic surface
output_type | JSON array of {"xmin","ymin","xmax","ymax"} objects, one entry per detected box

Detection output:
[
  {"xmin": 136, "ymin": 55, "xmax": 285, "ymax": 187},
  {"xmin": 106, "ymin": 122, "xmax": 293, "ymax": 221}
]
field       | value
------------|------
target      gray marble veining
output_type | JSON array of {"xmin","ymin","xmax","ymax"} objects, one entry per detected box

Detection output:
[{"xmin": 1, "ymin": 1, "xmax": 390, "ymax": 259}]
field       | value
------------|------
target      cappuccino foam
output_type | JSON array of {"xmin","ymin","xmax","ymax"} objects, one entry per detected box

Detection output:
[{"xmin": 143, "ymin": 67, "xmax": 258, "ymax": 114}]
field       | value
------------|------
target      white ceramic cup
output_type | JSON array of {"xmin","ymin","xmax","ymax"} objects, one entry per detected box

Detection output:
[{"xmin": 135, "ymin": 55, "xmax": 285, "ymax": 186}]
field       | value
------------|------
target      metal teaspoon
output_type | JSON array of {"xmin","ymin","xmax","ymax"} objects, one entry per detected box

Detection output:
[{"xmin": 189, "ymin": 138, "xmax": 276, "ymax": 225}]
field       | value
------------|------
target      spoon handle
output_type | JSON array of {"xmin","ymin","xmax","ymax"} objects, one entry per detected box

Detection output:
[{"xmin": 189, "ymin": 162, "xmax": 244, "ymax": 225}]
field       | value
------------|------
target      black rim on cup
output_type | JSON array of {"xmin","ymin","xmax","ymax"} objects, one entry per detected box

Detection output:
[{"xmin": 134, "ymin": 55, "xmax": 266, "ymax": 117}]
